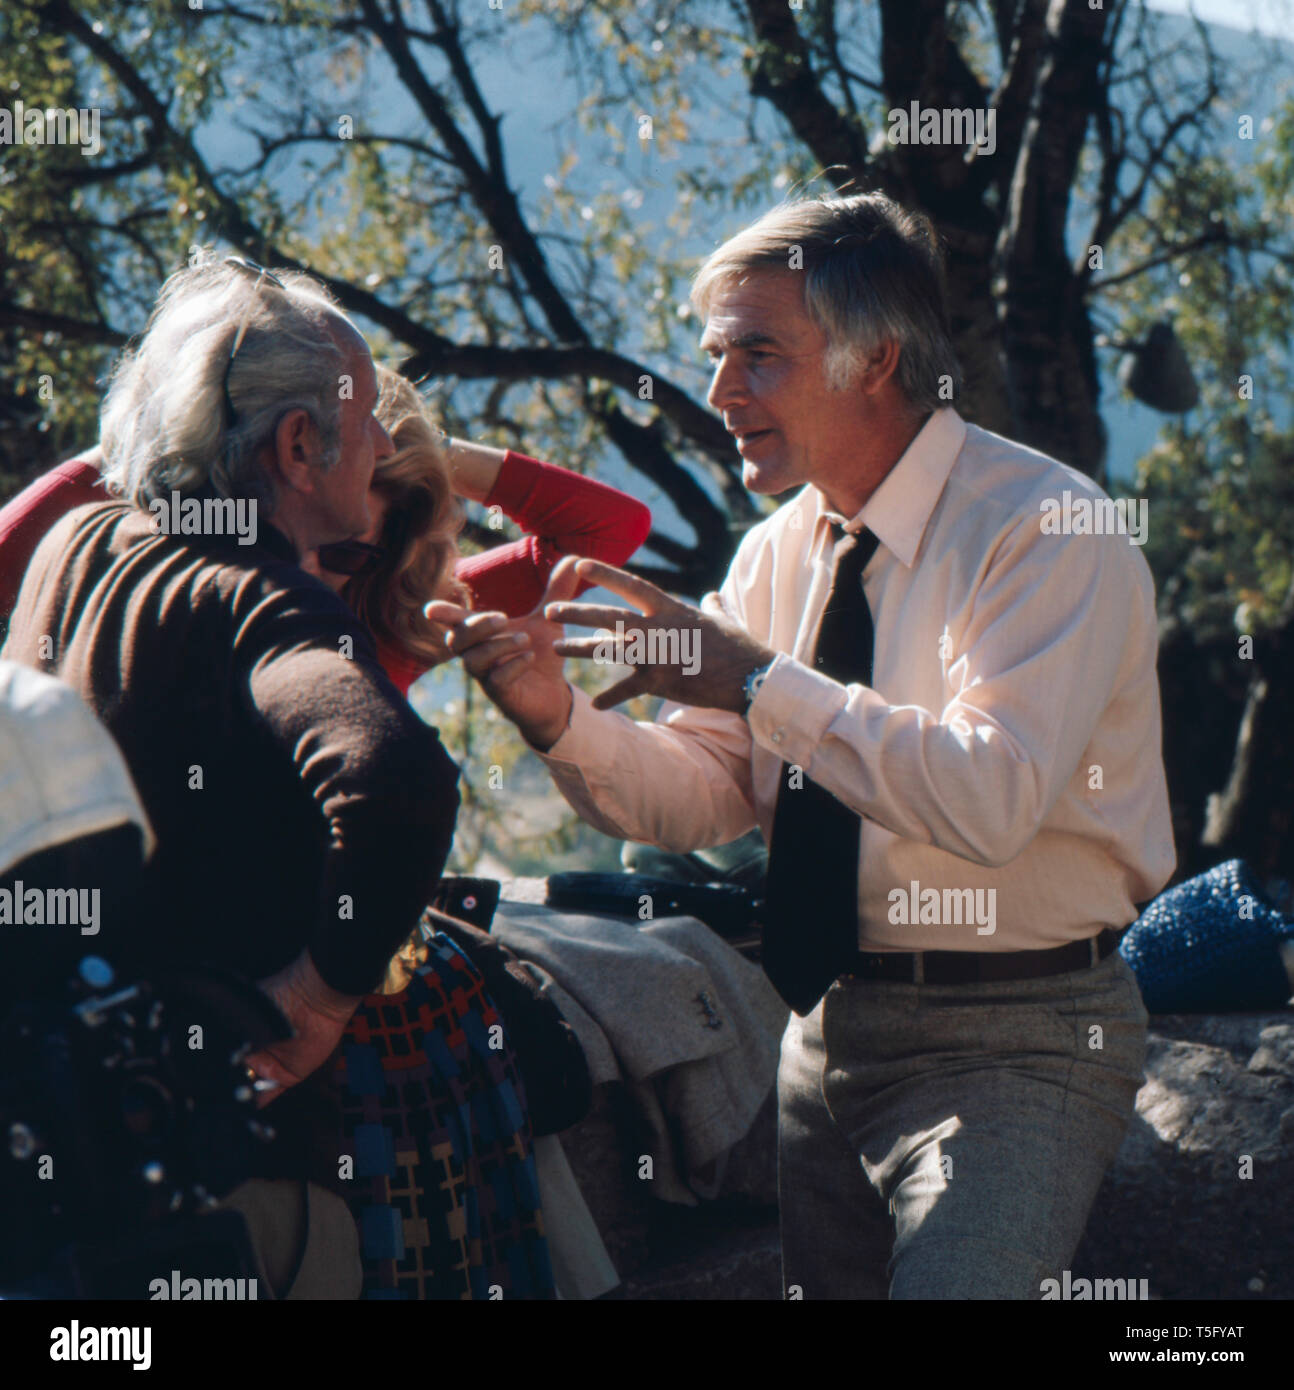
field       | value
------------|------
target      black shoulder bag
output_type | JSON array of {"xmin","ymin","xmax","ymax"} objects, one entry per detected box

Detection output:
[{"xmin": 425, "ymin": 879, "xmax": 593, "ymax": 1137}]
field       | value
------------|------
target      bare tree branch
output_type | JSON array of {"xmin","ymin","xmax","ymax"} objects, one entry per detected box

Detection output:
[
  {"xmin": 0, "ymin": 306, "xmax": 128, "ymax": 346},
  {"xmin": 1089, "ymin": 230, "xmax": 1294, "ymax": 291},
  {"xmin": 972, "ymin": 0, "xmax": 1050, "ymax": 198},
  {"xmin": 1086, "ymin": 21, "xmax": 1221, "ymax": 256},
  {"xmin": 744, "ymin": 0, "xmax": 872, "ymax": 178}
]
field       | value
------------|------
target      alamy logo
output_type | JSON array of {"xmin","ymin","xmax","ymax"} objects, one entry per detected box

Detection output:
[
  {"xmin": 50, "ymin": 1322, "xmax": 151, "ymax": 1370},
  {"xmin": 1039, "ymin": 490, "xmax": 1148, "ymax": 546},
  {"xmin": 1040, "ymin": 1270, "xmax": 1150, "ymax": 1300},
  {"xmin": 0, "ymin": 101, "xmax": 101, "ymax": 158},
  {"xmin": 887, "ymin": 102, "xmax": 996, "ymax": 156},
  {"xmin": 591, "ymin": 620, "xmax": 701, "ymax": 676},
  {"xmin": 0, "ymin": 881, "xmax": 99, "ymax": 934},
  {"xmin": 887, "ymin": 880, "xmax": 996, "ymax": 935},
  {"xmin": 149, "ymin": 492, "xmax": 258, "ymax": 546},
  {"xmin": 149, "ymin": 1269, "xmax": 259, "ymax": 1299}
]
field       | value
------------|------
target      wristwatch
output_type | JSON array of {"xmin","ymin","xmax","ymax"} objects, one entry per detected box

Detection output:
[{"xmin": 742, "ymin": 659, "xmax": 774, "ymax": 715}]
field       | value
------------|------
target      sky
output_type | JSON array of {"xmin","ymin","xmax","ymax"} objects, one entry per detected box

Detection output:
[
  {"xmin": 171, "ymin": 0, "xmax": 1294, "ymax": 528},
  {"xmin": 1145, "ymin": 0, "xmax": 1294, "ymax": 39}
]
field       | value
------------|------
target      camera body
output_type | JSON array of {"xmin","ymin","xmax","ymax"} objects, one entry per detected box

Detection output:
[{"xmin": 0, "ymin": 956, "xmax": 286, "ymax": 1298}]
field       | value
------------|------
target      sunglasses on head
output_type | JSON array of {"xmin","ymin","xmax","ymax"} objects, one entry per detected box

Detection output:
[
  {"xmin": 315, "ymin": 539, "xmax": 387, "ymax": 577},
  {"xmin": 221, "ymin": 255, "xmax": 287, "ymax": 428}
]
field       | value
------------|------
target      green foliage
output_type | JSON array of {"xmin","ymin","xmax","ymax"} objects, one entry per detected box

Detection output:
[
  {"xmin": 411, "ymin": 656, "xmax": 648, "ymax": 877},
  {"xmin": 4, "ymin": 0, "xmax": 1294, "ymax": 868},
  {"xmin": 1114, "ymin": 109, "xmax": 1294, "ymax": 643}
]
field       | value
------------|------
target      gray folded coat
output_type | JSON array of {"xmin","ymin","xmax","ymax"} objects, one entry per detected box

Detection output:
[{"xmin": 491, "ymin": 900, "xmax": 789, "ymax": 1204}]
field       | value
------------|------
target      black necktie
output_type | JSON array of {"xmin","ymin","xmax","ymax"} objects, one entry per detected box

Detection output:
[{"xmin": 761, "ymin": 524, "xmax": 881, "ymax": 1015}]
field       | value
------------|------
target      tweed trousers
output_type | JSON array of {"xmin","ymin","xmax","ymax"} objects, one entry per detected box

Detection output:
[{"xmin": 777, "ymin": 947, "xmax": 1148, "ymax": 1299}]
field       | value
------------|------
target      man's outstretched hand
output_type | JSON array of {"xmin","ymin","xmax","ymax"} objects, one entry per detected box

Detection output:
[
  {"xmin": 546, "ymin": 557, "xmax": 774, "ymax": 713},
  {"xmin": 426, "ymin": 558, "xmax": 582, "ymax": 751}
]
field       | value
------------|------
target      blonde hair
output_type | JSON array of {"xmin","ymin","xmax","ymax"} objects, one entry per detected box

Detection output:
[{"xmin": 341, "ymin": 367, "xmax": 469, "ymax": 667}]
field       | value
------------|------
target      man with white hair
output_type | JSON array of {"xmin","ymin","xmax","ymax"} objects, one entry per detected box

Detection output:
[
  {"xmin": 2, "ymin": 254, "xmax": 461, "ymax": 1269},
  {"xmin": 435, "ymin": 193, "xmax": 1176, "ymax": 1299}
]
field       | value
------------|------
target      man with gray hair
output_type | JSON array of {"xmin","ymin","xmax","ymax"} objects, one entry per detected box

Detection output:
[
  {"xmin": 3, "ymin": 253, "xmax": 460, "ymax": 1291},
  {"xmin": 435, "ymin": 192, "xmax": 1175, "ymax": 1299}
]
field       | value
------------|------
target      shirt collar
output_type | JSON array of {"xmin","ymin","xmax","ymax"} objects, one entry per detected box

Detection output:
[
  {"xmin": 179, "ymin": 483, "xmax": 299, "ymax": 566},
  {"xmin": 812, "ymin": 407, "xmax": 967, "ymax": 568},
  {"xmin": 257, "ymin": 521, "xmax": 299, "ymax": 566}
]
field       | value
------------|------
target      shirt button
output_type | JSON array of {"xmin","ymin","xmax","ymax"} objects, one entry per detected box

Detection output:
[{"xmin": 771, "ymin": 729, "xmax": 784, "ymax": 744}]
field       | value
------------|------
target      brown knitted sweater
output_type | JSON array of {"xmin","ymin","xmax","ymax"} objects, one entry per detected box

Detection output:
[{"xmin": 2, "ymin": 497, "xmax": 460, "ymax": 997}]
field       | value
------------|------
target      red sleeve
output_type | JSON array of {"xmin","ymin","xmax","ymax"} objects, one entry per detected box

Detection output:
[
  {"xmin": 0, "ymin": 457, "xmax": 107, "ymax": 619},
  {"xmin": 456, "ymin": 451, "xmax": 652, "ymax": 617},
  {"xmin": 374, "ymin": 637, "xmax": 424, "ymax": 700}
]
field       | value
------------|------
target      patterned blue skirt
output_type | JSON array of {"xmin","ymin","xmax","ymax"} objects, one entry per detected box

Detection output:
[{"xmin": 333, "ymin": 930, "xmax": 555, "ymax": 1299}]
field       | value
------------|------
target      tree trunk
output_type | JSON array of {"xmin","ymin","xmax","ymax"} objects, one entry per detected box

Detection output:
[
  {"xmin": 1200, "ymin": 578, "xmax": 1294, "ymax": 884},
  {"xmin": 939, "ymin": 217, "xmax": 1017, "ymax": 442},
  {"xmin": 1155, "ymin": 623, "xmax": 1247, "ymax": 883},
  {"xmin": 997, "ymin": 265, "xmax": 1108, "ymax": 476},
  {"xmin": 995, "ymin": 1, "xmax": 1112, "ymax": 477}
]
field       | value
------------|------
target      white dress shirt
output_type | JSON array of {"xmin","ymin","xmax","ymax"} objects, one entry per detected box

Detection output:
[{"xmin": 537, "ymin": 407, "xmax": 1176, "ymax": 953}]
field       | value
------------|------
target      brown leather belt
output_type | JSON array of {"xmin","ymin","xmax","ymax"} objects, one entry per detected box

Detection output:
[{"xmin": 841, "ymin": 927, "xmax": 1124, "ymax": 985}]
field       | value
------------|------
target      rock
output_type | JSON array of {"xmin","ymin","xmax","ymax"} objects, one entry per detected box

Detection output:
[
  {"xmin": 558, "ymin": 1011, "xmax": 1293, "ymax": 1299},
  {"xmin": 557, "ymin": 1085, "xmax": 778, "ymax": 1288},
  {"xmin": 1248, "ymin": 1024, "xmax": 1294, "ymax": 1076},
  {"xmin": 556, "ymin": 1085, "xmax": 654, "ymax": 1277},
  {"xmin": 1073, "ymin": 1011, "xmax": 1294, "ymax": 1300},
  {"xmin": 620, "ymin": 1224, "xmax": 781, "ymax": 1300}
]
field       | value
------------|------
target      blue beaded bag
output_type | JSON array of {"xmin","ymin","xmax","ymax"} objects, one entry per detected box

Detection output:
[{"xmin": 1119, "ymin": 859, "xmax": 1294, "ymax": 1013}]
